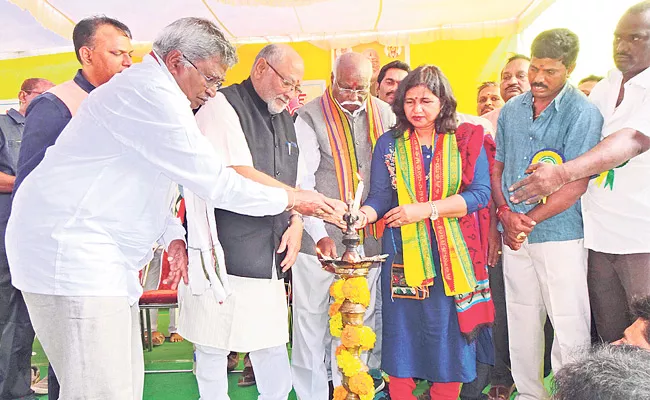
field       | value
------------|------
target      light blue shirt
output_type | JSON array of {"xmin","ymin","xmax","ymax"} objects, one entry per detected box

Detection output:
[{"xmin": 495, "ymin": 83, "xmax": 603, "ymax": 243}]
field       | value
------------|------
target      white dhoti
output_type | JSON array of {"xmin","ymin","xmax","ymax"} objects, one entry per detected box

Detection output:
[
  {"xmin": 23, "ymin": 293, "xmax": 143, "ymax": 400},
  {"xmin": 178, "ymin": 272, "xmax": 291, "ymax": 400},
  {"xmin": 291, "ymin": 252, "xmax": 381, "ymax": 400},
  {"xmin": 503, "ymin": 239, "xmax": 590, "ymax": 400}
]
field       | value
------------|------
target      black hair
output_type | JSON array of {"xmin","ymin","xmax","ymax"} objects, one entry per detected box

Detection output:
[
  {"xmin": 73, "ymin": 16, "xmax": 132, "ymax": 63},
  {"xmin": 377, "ymin": 60, "xmax": 411, "ymax": 85},
  {"xmin": 391, "ymin": 65, "xmax": 457, "ymax": 136},
  {"xmin": 531, "ymin": 28, "xmax": 579, "ymax": 68},
  {"xmin": 630, "ymin": 296, "xmax": 650, "ymax": 345},
  {"xmin": 578, "ymin": 75, "xmax": 604, "ymax": 85}
]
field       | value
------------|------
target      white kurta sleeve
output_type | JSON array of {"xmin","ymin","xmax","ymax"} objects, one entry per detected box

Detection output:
[
  {"xmin": 295, "ymin": 115, "xmax": 328, "ymax": 243},
  {"xmin": 103, "ymin": 82, "xmax": 287, "ymax": 216},
  {"xmin": 158, "ymin": 214, "xmax": 186, "ymax": 249},
  {"xmin": 194, "ymin": 92, "xmax": 254, "ymax": 167}
]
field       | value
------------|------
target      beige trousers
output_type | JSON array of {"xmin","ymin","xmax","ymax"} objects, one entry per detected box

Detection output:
[{"xmin": 23, "ymin": 293, "xmax": 144, "ymax": 400}]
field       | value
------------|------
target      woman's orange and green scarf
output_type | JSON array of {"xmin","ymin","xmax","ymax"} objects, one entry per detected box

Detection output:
[
  {"xmin": 394, "ymin": 130, "xmax": 477, "ymax": 295},
  {"xmin": 320, "ymin": 86, "xmax": 385, "ymax": 239}
]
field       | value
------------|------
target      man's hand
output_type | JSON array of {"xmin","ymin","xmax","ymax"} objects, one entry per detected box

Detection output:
[
  {"xmin": 278, "ymin": 217, "xmax": 303, "ymax": 272},
  {"xmin": 316, "ymin": 237, "xmax": 338, "ymax": 259},
  {"xmin": 384, "ymin": 203, "xmax": 430, "ymax": 228},
  {"xmin": 500, "ymin": 211, "xmax": 536, "ymax": 251},
  {"xmin": 289, "ymin": 190, "xmax": 347, "ymax": 229},
  {"xmin": 163, "ymin": 239, "xmax": 188, "ymax": 290},
  {"xmin": 487, "ymin": 226, "xmax": 502, "ymax": 267},
  {"xmin": 509, "ymin": 163, "xmax": 569, "ymax": 204}
]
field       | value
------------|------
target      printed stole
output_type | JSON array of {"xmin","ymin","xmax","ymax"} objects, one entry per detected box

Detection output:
[
  {"xmin": 320, "ymin": 87, "xmax": 385, "ymax": 239},
  {"xmin": 395, "ymin": 125, "xmax": 494, "ymax": 338}
]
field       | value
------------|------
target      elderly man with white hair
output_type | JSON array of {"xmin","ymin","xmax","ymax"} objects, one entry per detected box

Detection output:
[
  {"xmin": 292, "ymin": 52, "xmax": 395, "ymax": 399},
  {"xmin": 6, "ymin": 17, "xmax": 341, "ymax": 399}
]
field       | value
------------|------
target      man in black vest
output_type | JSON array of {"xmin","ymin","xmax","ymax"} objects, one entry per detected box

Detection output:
[{"xmin": 178, "ymin": 44, "xmax": 314, "ymax": 400}]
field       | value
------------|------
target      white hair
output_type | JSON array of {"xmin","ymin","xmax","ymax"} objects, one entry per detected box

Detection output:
[{"xmin": 153, "ymin": 17, "xmax": 237, "ymax": 67}]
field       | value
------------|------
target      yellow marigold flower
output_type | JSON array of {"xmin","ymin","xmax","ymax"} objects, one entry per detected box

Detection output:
[
  {"xmin": 336, "ymin": 349, "xmax": 364, "ymax": 377},
  {"xmin": 330, "ymin": 279, "xmax": 345, "ymax": 302},
  {"xmin": 329, "ymin": 312, "xmax": 343, "ymax": 337},
  {"xmin": 333, "ymin": 385, "xmax": 348, "ymax": 400},
  {"xmin": 359, "ymin": 326, "xmax": 376, "ymax": 351},
  {"xmin": 342, "ymin": 277, "xmax": 370, "ymax": 306},
  {"xmin": 335, "ymin": 344, "xmax": 346, "ymax": 356},
  {"xmin": 329, "ymin": 302, "xmax": 343, "ymax": 317},
  {"xmin": 349, "ymin": 372, "xmax": 374, "ymax": 397}
]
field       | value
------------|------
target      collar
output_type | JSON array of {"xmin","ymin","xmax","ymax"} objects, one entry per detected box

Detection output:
[
  {"xmin": 522, "ymin": 82, "xmax": 571, "ymax": 112},
  {"xmin": 6, "ymin": 108, "xmax": 24, "ymax": 125},
  {"xmin": 74, "ymin": 69, "xmax": 97, "ymax": 94},
  {"xmin": 242, "ymin": 78, "xmax": 272, "ymax": 115},
  {"xmin": 610, "ymin": 66, "xmax": 650, "ymax": 89}
]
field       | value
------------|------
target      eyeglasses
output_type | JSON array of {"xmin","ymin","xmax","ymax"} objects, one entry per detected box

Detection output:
[
  {"xmin": 334, "ymin": 80, "xmax": 370, "ymax": 97},
  {"xmin": 182, "ymin": 54, "xmax": 224, "ymax": 90},
  {"xmin": 265, "ymin": 60, "xmax": 303, "ymax": 95}
]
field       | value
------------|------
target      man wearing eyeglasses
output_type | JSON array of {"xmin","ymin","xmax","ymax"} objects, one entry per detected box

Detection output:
[
  {"xmin": 0, "ymin": 77, "xmax": 53, "ymax": 400},
  {"xmin": 292, "ymin": 52, "xmax": 395, "ymax": 399},
  {"xmin": 177, "ymin": 43, "xmax": 327, "ymax": 400}
]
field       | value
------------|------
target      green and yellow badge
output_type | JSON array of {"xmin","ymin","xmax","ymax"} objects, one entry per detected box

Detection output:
[
  {"xmin": 594, "ymin": 160, "xmax": 629, "ymax": 190},
  {"xmin": 531, "ymin": 149, "xmax": 565, "ymax": 204}
]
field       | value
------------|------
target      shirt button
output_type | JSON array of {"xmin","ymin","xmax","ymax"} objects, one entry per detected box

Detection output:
[
  {"xmin": 517, "ymin": 175, "xmax": 521, "ymax": 179},
  {"xmin": 275, "ymin": 171, "xmax": 281, "ymax": 176},
  {"xmin": 355, "ymin": 141, "xmax": 360, "ymax": 145},
  {"xmin": 524, "ymin": 157, "xmax": 528, "ymax": 160},
  {"xmin": 529, "ymin": 137, "xmax": 533, "ymax": 140}
]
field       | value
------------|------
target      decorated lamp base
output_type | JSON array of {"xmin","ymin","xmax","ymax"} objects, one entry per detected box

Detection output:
[{"xmin": 320, "ymin": 200, "xmax": 387, "ymax": 400}]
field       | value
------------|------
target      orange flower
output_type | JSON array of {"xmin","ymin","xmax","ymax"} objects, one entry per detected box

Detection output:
[
  {"xmin": 349, "ymin": 372, "xmax": 374, "ymax": 397},
  {"xmin": 335, "ymin": 344, "xmax": 346, "ymax": 356},
  {"xmin": 329, "ymin": 302, "xmax": 343, "ymax": 317},
  {"xmin": 342, "ymin": 277, "xmax": 370, "ymax": 306},
  {"xmin": 333, "ymin": 385, "xmax": 348, "ymax": 400}
]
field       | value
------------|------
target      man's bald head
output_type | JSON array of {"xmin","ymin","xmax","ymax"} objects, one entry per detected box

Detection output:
[
  {"xmin": 251, "ymin": 43, "xmax": 305, "ymax": 114},
  {"xmin": 334, "ymin": 52, "xmax": 373, "ymax": 83},
  {"xmin": 331, "ymin": 52, "xmax": 373, "ymax": 113}
]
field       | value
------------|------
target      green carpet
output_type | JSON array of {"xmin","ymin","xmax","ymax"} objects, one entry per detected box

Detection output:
[{"xmin": 32, "ymin": 309, "xmax": 552, "ymax": 399}]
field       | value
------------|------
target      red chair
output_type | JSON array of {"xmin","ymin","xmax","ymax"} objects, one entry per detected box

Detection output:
[{"xmin": 139, "ymin": 198, "xmax": 185, "ymax": 352}]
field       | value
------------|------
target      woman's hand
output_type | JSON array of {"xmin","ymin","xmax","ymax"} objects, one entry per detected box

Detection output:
[{"xmin": 384, "ymin": 203, "xmax": 431, "ymax": 228}]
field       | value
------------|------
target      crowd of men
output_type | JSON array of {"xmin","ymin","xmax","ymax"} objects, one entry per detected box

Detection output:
[{"xmin": 0, "ymin": 1, "xmax": 650, "ymax": 400}]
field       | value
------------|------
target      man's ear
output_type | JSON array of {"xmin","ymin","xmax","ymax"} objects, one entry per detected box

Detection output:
[
  {"xmin": 251, "ymin": 57, "xmax": 266, "ymax": 79},
  {"xmin": 567, "ymin": 62, "xmax": 576, "ymax": 76},
  {"xmin": 164, "ymin": 49, "xmax": 184, "ymax": 77},
  {"xmin": 17, "ymin": 90, "xmax": 27, "ymax": 105},
  {"xmin": 78, "ymin": 46, "xmax": 93, "ymax": 66}
]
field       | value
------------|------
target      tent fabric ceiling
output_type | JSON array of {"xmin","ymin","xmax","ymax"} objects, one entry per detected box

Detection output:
[{"xmin": 1, "ymin": 0, "xmax": 555, "ymax": 59}]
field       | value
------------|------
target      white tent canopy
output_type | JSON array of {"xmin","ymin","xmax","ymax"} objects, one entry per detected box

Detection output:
[{"xmin": 1, "ymin": 0, "xmax": 555, "ymax": 59}]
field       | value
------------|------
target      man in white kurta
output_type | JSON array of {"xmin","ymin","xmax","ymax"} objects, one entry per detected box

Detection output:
[
  {"xmin": 178, "ymin": 44, "xmax": 309, "ymax": 400},
  {"xmin": 5, "ymin": 18, "xmax": 334, "ymax": 400}
]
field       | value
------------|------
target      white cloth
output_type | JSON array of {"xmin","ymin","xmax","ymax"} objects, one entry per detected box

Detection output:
[
  {"xmin": 582, "ymin": 67, "xmax": 650, "ymax": 254},
  {"xmin": 293, "ymin": 115, "xmax": 329, "ymax": 243},
  {"xmin": 178, "ymin": 89, "xmax": 303, "ymax": 350},
  {"xmin": 503, "ymin": 239, "xmax": 590, "ymax": 400},
  {"xmin": 456, "ymin": 113, "xmax": 496, "ymax": 137},
  {"xmin": 6, "ymin": 53, "xmax": 288, "ymax": 305},
  {"xmin": 23, "ymin": 293, "xmax": 143, "ymax": 400},
  {"xmin": 291, "ymin": 253, "xmax": 381, "ymax": 399},
  {"xmin": 195, "ymin": 344, "xmax": 292, "ymax": 400}
]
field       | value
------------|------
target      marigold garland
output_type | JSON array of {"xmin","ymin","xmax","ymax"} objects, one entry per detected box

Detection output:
[
  {"xmin": 330, "ymin": 279, "xmax": 345, "ymax": 302},
  {"xmin": 329, "ymin": 301, "xmax": 343, "ymax": 317},
  {"xmin": 349, "ymin": 372, "xmax": 374, "ymax": 397},
  {"xmin": 341, "ymin": 325, "xmax": 376, "ymax": 350},
  {"xmin": 329, "ymin": 312, "xmax": 343, "ymax": 337},
  {"xmin": 342, "ymin": 277, "xmax": 371, "ymax": 306},
  {"xmin": 333, "ymin": 385, "xmax": 348, "ymax": 400},
  {"xmin": 336, "ymin": 348, "xmax": 364, "ymax": 377}
]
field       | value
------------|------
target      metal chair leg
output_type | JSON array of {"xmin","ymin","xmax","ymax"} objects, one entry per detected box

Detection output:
[{"xmin": 146, "ymin": 308, "xmax": 153, "ymax": 352}]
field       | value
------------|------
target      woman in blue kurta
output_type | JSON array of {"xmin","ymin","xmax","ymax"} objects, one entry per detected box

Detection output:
[{"xmin": 356, "ymin": 65, "xmax": 494, "ymax": 399}]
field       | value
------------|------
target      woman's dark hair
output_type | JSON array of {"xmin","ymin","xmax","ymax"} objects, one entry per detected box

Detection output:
[{"xmin": 391, "ymin": 65, "xmax": 457, "ymax": 137}]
